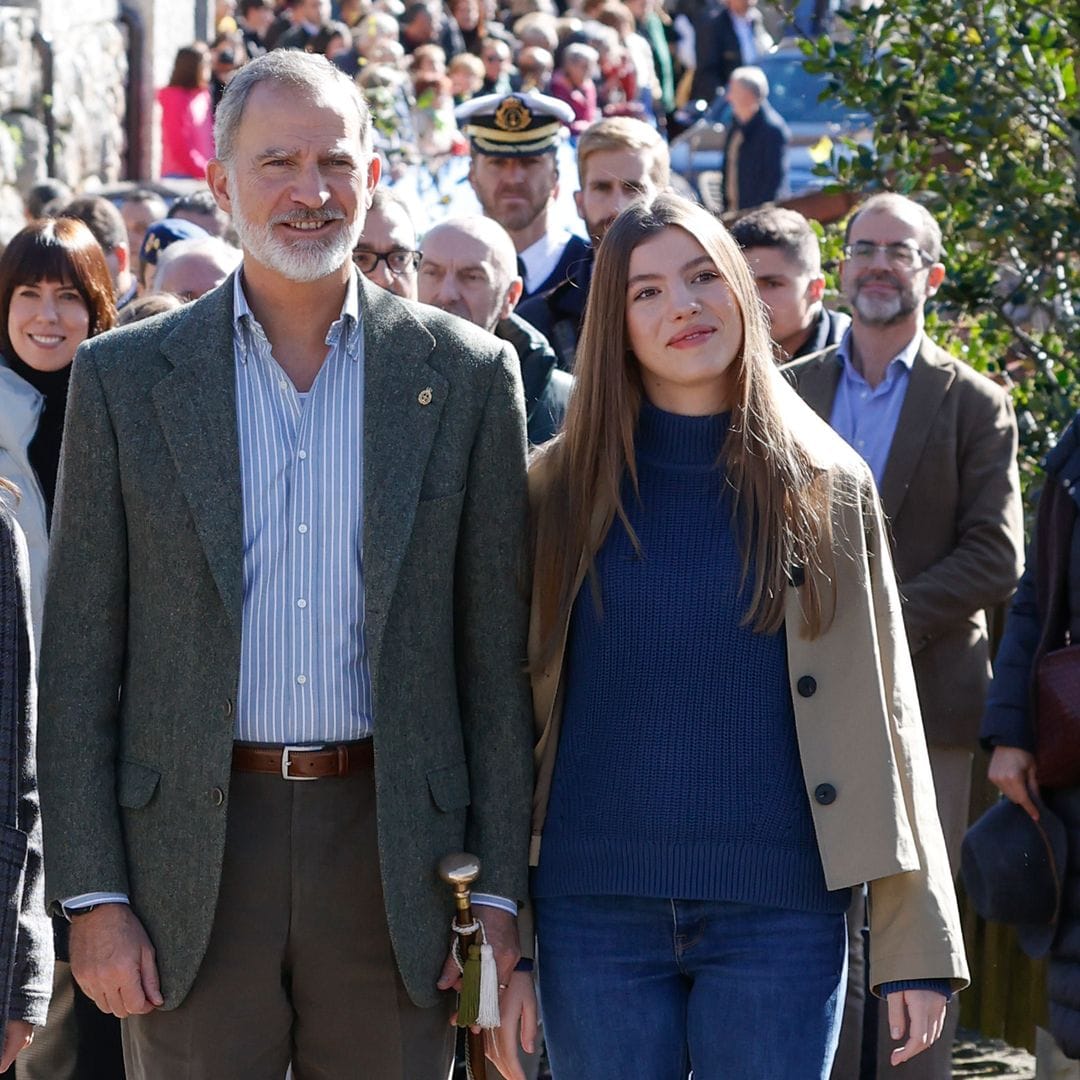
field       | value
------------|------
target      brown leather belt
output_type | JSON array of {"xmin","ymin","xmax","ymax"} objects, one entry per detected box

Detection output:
[{"xmin": 232, "ymin": 741, "xmax": 374, "ymax": 780}]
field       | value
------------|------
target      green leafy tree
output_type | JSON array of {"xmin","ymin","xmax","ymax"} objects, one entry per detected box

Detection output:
[{"xmin": 804, "ymin": 0, "xmax": 1080, "ymax": 490}]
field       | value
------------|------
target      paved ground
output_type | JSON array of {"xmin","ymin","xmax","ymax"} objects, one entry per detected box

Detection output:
[{"xmin": 952, "ymin": 1030, "xmax": 1036, "ymax": 1078}]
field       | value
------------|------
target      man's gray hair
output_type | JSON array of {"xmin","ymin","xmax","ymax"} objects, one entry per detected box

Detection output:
[
  {"xmin": 214, "ymin": 50, "xmax": 372, "ymax": 164},
  {"xmin": 730, "ymin": 65, "xmax": 769, "ymax": 101},
  {"xmin": 845, "ymin": 192, "xmax": 944, "ymax": 263}
]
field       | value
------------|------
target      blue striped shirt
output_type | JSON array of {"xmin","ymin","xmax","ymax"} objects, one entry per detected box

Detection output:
[{"xmin": 232, "ymin": 271, "xmax": 373, "ymax": 744}]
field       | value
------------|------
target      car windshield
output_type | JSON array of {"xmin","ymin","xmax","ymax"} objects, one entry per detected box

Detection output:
[{"xmin": 708, "ymin": 56, "xmax": 869, "ymax": 128}]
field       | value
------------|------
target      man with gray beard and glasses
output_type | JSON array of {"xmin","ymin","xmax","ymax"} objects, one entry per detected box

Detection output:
[
  {"xmin": 36, "ymin": 49, "xmax": 532, "ymax": 1078},
  {"xmin": 783, "ymin": 192, "xmax": 1023, "ymax": 1080}
]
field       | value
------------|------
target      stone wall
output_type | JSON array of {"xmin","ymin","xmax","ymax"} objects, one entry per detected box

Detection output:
[{"xmin": 0, "ymin": 0, "xmax": 128, "ymax": 240}]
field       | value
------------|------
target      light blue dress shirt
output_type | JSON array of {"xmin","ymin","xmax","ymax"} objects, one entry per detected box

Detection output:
[
  {"xmin": 828, "ymin": 331, "xmax": 921, "ymax": 489},
  {"xmin": 232, "ymin": 271, "xmax": 374, "ymax": 744}
]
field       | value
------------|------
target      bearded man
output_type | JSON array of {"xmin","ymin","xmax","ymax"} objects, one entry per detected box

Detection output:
[
  {"xmin": 783, "ymin": 192, "xmax": 1023, "ymax": 1080},
  {"xmin": 36, "ymin": 50, "xmax": 533, "ymax": 1079}
]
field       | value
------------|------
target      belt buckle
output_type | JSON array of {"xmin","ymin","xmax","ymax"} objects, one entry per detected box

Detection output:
[{"xmin": 281, "ymin": 745, "xmax": 320, "ymax": 781}]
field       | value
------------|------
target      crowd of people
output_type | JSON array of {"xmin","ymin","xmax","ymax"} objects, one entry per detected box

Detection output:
[{"xmin": 0, "ymin": 0, "xmax": 1071, "ymax": 1078}]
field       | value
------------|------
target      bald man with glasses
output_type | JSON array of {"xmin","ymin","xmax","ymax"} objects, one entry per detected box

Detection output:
[{"xmin": 783, "ymin": 192, "xmax": 1023, "ymax": 1080}]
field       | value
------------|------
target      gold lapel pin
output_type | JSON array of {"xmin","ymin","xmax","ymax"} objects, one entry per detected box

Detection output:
[{"xmin": 418, "ymin": 387, "xmax": 433, "ymax": 406}]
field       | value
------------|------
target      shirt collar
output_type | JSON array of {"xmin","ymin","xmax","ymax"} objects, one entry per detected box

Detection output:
[
  {"xmin": 233, "ymin": 267, "xmax": 362, "ymax": 361},
  {"xmin": 836, "ymin": 329, "xmax": 920, "ymax": 381}
]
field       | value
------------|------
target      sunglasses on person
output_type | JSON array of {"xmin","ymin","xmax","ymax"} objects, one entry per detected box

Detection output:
[{"xmin": 352, "ymin": 248, "xmax": 421, "ymax": 275}]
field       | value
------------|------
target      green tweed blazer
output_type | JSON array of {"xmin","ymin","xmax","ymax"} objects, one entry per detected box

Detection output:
[{"xmin": 37, "ymin": 272, "xmax": 534, "ymax": 1009}]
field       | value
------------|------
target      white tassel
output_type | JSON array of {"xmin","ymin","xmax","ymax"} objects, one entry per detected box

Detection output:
[{"xmin": 477, "ymin": 941, "xmax": 501, "ymax": 1029}]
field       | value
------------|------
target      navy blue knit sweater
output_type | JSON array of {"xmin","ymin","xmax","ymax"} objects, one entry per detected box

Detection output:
[
  {"xmin": 533, "ymin": 403, "xmax": 848, "ymax": 915},
  {"xmin": 532, "ymin": 403, "xmax": 951, "ymax": 1000}
]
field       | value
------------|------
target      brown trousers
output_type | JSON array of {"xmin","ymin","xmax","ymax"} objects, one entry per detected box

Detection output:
[
  {"xmin": 830, "ymin": 744, "xmax": 972, "ymax": 1080},
  {"xmin": 123, "ymin": 768, "xmax": 455, "ymax": 1079}
]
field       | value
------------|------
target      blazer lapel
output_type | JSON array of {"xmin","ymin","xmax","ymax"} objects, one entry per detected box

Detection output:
[
  {"xmin": 878, "ymin": 337, "xmax": 954, "ymax": 520},
  {"xmin": 151, "ymin": 281, "xmax": 244, "ymax": 635},
  {"xmin": 361, "ymin": 279, "xmax": 448, "ymax": 671}
]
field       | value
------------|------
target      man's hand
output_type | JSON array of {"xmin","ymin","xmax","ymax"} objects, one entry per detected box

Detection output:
[
  {"xmin": 886, "ymin": 988, "xmax": 948, "ymax": 1067},
  {"xmin": 988, "ymin": 745, "xmax": 1040, "ymax": 821},
  {"xmin": 0, "ymin": 1019, "xmax": 33, "ymax": 1072},
  {"xmin": 437, "ymin": 907, "xmax": 521, "ymax": 996},
  {"xmin": 485, "ymin": 969, "xmax": 537, "ymax": 1080},
  {"xmin": 69, "ymin": 903, "xmax": 163, "ymax": 1018}
]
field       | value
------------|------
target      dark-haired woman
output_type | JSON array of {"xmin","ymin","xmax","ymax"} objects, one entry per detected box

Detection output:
[
  {"xmin": 157, "ymin": 43, "xmax": 215, "ymax": 180},
  {"xmin": 0, "ymin": 217, "xmax": 118, "ymax": 1080},
  {"xmin": 0, "ymin": 490, "xmax": 53, "ymax": 1073},
  {"xmin": 492, "ymin": 194, "xmax": 968, "ymax": 1080}
]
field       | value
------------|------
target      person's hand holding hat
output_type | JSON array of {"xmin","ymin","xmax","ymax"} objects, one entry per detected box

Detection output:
[{"xmin": 989, "ymin": 745, "xmax": 1040, "ymax": 821}]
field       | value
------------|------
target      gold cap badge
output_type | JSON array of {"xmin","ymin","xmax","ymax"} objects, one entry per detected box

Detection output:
[{"xmin": 494, "ymin": 97, "xmax": 532, "ymax": 132}]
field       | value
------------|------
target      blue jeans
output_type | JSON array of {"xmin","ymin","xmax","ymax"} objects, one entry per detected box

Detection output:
[{"xmin": 535, "ymin": 896, "xmax": 847, "ymax": 1080}]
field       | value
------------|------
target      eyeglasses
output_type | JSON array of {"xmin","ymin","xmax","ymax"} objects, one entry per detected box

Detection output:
[
  {"xmin": 353, "ymin": 248, "xmax": 421, "ymax": 275},
  {"xmin": 842, "ymin": 240, "xmax": 933, "ymax": 270}
]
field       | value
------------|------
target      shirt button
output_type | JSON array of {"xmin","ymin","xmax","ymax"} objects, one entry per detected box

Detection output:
[
  {"xmin": 297, "ymin": 598, "xmax": 307, "ymax": 608},
  {"xmin": 279, "ymin": 379, "xmax": 289, "ymax": 391},
  {"xmin": 796, "ymin": 675, "xmax": 817, "ymax": 698},
  {"xmin": 209, "ymin": 787, "xmax": 225, "ymax": 807},
  {"xmin": 814, "ymin": 783, "xmax": 837, "ymax": 805},
  {"xmin": 297, "ymin": 674, "xmax": 307, "ymax": 685},
  {"xmin": 298, "ymin": 450, "xmax": 307, "ymax": 460},
  {"xmin": 298, "ymin": 523, "xmax": 308, "ymax": 534}
]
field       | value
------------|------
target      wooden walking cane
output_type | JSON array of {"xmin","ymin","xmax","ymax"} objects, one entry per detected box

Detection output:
[{"xmin": 439, "ymin": 852, "xmax": 492, "ymax": 1080}]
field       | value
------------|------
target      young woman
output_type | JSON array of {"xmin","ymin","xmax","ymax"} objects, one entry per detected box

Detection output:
[
  {"xmin": 157, "ymin": 42, "xmax": 216, "ymax": 179},
  {"xmin": 0, "ymin": 488, "xmax": 53, "ymax": 1073},
  {"xmin": 494, "ymin": 194, "xmax": 967, "ymax": 1080}
]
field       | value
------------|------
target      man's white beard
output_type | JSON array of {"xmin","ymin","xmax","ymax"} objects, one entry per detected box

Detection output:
[{"xmin": 229, "ymin": 173, "xmax": 363, "ymax": 283}]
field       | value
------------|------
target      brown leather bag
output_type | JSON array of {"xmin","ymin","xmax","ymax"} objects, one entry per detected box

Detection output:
[
  {"xmin": 1033, "ymin": 471, "xmax": 1080, "ymax": 788},
  {"xmin": 1036, "ymin": 644, "xmax": 1080, "ymax": 788}
]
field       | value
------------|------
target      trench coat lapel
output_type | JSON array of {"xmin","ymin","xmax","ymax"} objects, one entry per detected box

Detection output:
[
  {"xmin": 360, "ymin": 278, "xmax": 448, "ymax": 674},
  {"xmin": 877, "ymin": 338, "xmax": 954, "ymax": 520},
  {"xmin": 151, "ymin": 280, "xmax": 243, "ymax": 636}
]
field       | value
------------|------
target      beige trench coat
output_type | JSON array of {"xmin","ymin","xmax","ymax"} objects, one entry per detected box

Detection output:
[{"xmin": 526, "ymin": 382, "xmax": 969, "ymax": 994}]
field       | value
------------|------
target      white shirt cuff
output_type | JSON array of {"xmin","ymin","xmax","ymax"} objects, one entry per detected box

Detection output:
[
  {"xmin": 472, "ymin": 894, "xmax": 517, "ymax": 917},
  {"xmin": 61, "ymin": 892, "xmax": 130, "ymax": 919}
]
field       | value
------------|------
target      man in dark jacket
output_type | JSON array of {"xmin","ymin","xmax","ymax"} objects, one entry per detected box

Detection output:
[
  {"xmin": 730, "ymin": 206, "xmax": 850, "ymax": 362},
  {"xmin": 688, "ymin": 0, "xmax": 772, "ymax": 106},
  {"xmin": 516, "ymin": 116, "xmax": 671, "ymax": 371},
  {"xmin": 721, "ymin": 66, "xmax": 789, "ymax": 212},
  {"xmin": 419, "ymin": 216, "xmax": 571, "ymax": 446}
]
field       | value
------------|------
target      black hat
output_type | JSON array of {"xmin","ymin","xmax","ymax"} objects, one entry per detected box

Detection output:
[
  {"xmin": 961, "ymin": 794, "xmax": 1067, "ymax": 958},
  {"xmin": 455, "ymin": 91, "xmax": 574, "ymax": 157}
]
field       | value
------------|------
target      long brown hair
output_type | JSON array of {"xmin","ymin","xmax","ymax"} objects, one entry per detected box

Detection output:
[
  {"xmin": 0, "ymin": 218, "xmax": 116, "ymax": 359},
  {"xmin": 532, "ymin": 193, "xmax": 834, "ymax": 664}
]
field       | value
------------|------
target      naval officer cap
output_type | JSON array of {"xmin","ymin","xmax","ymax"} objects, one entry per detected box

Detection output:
[{"xmin": 455, "ymin": 91, "xmax": 575, "ymax": 157}]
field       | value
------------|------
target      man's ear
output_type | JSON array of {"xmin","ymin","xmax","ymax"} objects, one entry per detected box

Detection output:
[
  {"xmin": 805, "ymin": 275, "xmax": 825, "ymax": 304},
  {"xmin": 501, "ymin": 276, "xmax": 524, "ymax": 319},
  {"xmin": 114, "ymin": 243, "xmax": 130, "ymax": 276},
  {"xmin": 573, "ymin": 189, "xmax": 585, "ymax": 222},
  {"xmin": 206, "ymin": 159, "xmax": 233, "ymax": 215},
  {"xmin": 366, "ymin": 154, "xmax": 382, "ymax": 207},
  {"xmin": 925, "ymin": 262, "xmax": 946, "ymax": 297}
]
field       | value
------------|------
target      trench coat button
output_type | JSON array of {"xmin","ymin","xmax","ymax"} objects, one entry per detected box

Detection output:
[
  {"xmin": 814, "ymin": 783, "xmax": 836, "ymax": 805},
  {"xmin": 797, "ymin": 675, "xmax": 817, "ymax": 698},
  {"xmin": 224, "ymin": 699, "xmax": 233, "ymax": 718},
  {"xmin": 209, "ymin": 787, "xmax": 225, "ymax": 807}
]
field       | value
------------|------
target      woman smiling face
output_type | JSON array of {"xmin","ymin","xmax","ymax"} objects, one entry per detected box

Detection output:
[
  {"xmin": 7, "ymin": 278, "xmax": 91, "ymax": 373},
  {"xmin": 625, "ymin": 225, "xmax": 743, "ymax": 416}
]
